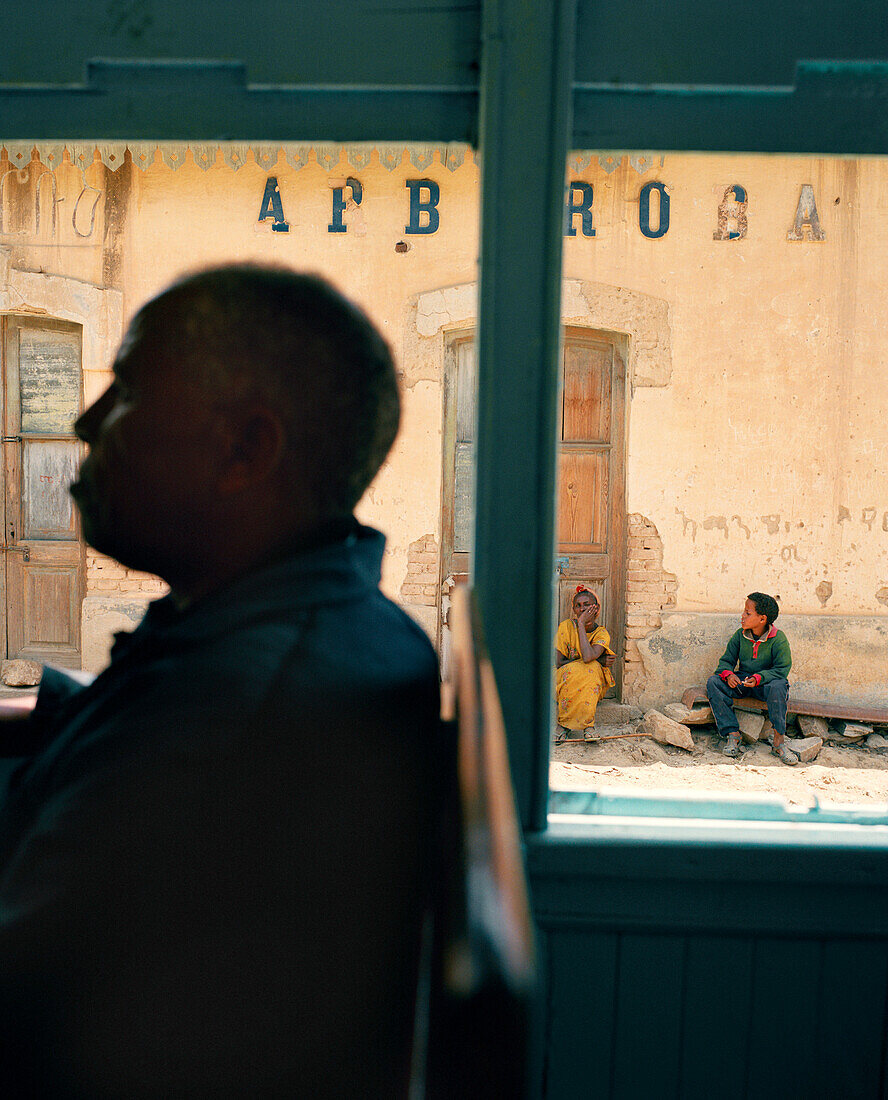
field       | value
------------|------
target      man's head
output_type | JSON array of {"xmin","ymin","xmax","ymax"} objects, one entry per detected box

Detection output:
[
  {"xmin": 71, "ymin": 264, "xmax": 400, "ymax": 592},
  {"xmin": 742, "ymin": 591, "xmax": 779, "ymax": 633}
]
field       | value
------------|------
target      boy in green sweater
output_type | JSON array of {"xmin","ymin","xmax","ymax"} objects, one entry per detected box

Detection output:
[{"xmin": 706, "ymin": 592, "xmax": 796, "ymax": 765}]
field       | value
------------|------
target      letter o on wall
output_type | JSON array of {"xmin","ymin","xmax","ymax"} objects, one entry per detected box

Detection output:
[{"xmin": 639, "ymin": 181, "xmax": 670, "ymax": 239}]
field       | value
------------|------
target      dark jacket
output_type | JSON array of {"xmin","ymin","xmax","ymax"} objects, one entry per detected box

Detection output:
[{"xmin": 0, "ymin": 523, "xmax": 441, "ymax": 1098}]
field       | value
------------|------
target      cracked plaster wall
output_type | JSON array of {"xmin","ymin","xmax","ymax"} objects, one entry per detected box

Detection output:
[{"xmin": 585, "ymin": 155, "xmax": 888, "ymax": 621}]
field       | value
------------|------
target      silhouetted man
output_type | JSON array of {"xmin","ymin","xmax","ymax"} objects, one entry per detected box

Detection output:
[{"xmin": 0, "ymin": 265, "xmax": 441, "ymax": 1097}]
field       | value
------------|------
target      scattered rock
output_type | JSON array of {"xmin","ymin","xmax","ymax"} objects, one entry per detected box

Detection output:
[
  {"xmin": 798, "ymin": 714, "xmax": 830, "ymax": 739},
  {"xmin": 642, "ymin": 709, "xmax": 694, "ymax": 751},
  {"xmin": 663, "ymin": 701, "xmax": 713, "ymax": 725},
  {"xmin": 762, "ymin": 719, "xmax": 776, "ymax": 744},
  {"xmin": 662, "ymin": 701, "xmax": 690, "ymax": 723},
  {"xmin": 596, "ymin": 701, "xmax": 644, "ymax": 724},
  {"xmin": 786, "ymin": 735, "xmax": 823, "ymax": 762},
  {"xmin": 785, "ymin": 712, "xmax": 799, "ymax": 729},
  {"xmin": 827, "ymin": 720, "xmax": 870, "ymax": 742},
  {"xmin": 1, "ymin": 659, "xmax": 42, "ymax": 687},
  {"xmin": 737, "ymin": 711, "xmax": 765, "ymax": 744},
  {"xmin": 865, "ymin": 733, "xmax": 888, "ymax": 750}
]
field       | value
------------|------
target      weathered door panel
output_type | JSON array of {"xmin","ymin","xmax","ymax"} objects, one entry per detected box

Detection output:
[
  {"xmin": 556, "ymin": 330, "xmax": 626, "ymax": 692},
  {"xmin": 6, "ymin": 543, "xmax": 82, "ymax": 663},
  {"xmin": 3, "ymin": 317, "xmax": 83, "ymax": 666}
]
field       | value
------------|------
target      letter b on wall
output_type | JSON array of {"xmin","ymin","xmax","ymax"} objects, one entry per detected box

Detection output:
[{"xmin": 405, "ymin": 179, "xmax": 440, "ymax": 234}]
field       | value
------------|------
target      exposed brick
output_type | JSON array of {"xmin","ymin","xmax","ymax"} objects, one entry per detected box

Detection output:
[{"xmin": 400, "ymin": 583, "xmax": 425, "ymax": 597}]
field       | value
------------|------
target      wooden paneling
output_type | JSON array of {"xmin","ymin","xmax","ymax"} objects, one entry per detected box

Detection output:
[
  {"xmin": 680, "ymin": 935, "xmax": 754, "ymax": 1100},
  {"xmin": 611, "ymin": 934, "xmax": 686, "ymax": 1097},
  {"xmin": 815, "ymin": 941, "xmax": 888, "ymax": 1098},
  {"xmin": 544, "ymin": 931, "xmax": 618, "ymax": 1097},
  {"xmin": 22, "ymin": 440, "xmax": 79, "ymax": 540},
  {"xmin": 562, "ymin": 343, "xmax": 611, "ymax": 442},
  {"xmin": 557, "ymin": 450, "xmax": 607, "ymax": 550},
  {"xmin": 746, "ymin": 938, "xmax": 823, "ymax": 1098},
  {"xmin": 541, "ymin": 928, "xmax": 888, "ymax": 1099},
  {"xmin": 6, "ymin": 544, "xmax": 82, "ymax": 665}
]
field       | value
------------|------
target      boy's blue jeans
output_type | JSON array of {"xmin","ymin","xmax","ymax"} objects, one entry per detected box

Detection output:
[{"xmin": 706, "ymin": 674, "xmax": 789, "ymax": 737}]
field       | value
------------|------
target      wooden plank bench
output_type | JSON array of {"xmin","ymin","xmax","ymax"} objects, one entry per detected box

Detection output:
[{"xmin": 681, "ymin": 686, "xmax": 888, "ymax": 724}]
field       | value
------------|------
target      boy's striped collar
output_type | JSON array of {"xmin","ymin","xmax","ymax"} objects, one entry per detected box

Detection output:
[{"xmin": 742, "ymin": 624, "xmax": 777, "ymax": 642}]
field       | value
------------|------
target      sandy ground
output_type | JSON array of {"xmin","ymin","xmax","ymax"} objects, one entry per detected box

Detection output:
[{"xmin": 550, "ymin": 719, "xmax": 888, "ymax": 809}]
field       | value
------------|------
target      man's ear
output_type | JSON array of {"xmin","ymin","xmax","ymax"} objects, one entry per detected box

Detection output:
[{"xmin": 217, "ymin": 405, "xmax": 286, "ymax": 494}]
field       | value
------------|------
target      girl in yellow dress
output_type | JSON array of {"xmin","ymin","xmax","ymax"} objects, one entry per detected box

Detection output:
[{"xmin": 554, "ymin": 586, "xmax": 615, "ymax": 740}]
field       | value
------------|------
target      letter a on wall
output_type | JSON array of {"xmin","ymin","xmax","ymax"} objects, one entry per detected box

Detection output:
[
  {"xmin": 787, "ymin": 184, "xmax": 825, "ymax": 241},
  {"xmin": 258, "ymin": 177, "xmax": 289, "ymax": 232}
]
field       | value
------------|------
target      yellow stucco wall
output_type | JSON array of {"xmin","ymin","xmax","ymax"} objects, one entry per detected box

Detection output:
[
  {"xmin": 122, "ymin": 148, "xmax": 482, "ymax": 619},
  {"xmin": 2, "ymin": 144, "xmax": 886, "ymax": 691},
  {"xmin": 561, "ymin": 154, "xmax": 887, "ymax": 618}
]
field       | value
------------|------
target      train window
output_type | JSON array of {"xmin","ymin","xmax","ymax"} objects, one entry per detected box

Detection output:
[
  {"xmin": 550, "ymin": 150, "xmax": 888, "ymax": 824},
  {"xmin": 0, "ymin": 139, "xmax": 483, "ymax": 674}
]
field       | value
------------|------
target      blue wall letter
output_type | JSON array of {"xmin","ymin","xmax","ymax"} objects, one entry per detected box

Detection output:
[
  {"xmin": 258, "ymin": 177, "xmax": 289, "ymax": 232},
  {"xmin": 564, "ymin": 181, "xmax": 595, "ymax": 237},
  {"xmin": 328, "ymin": 177, "xmax": 363, "ymax": 233},
  {"xmin": 405, "ymin": 179, "xmax": 440, "ymax": 235},
  {"xmin": 638, "ymin": 181, "xmax": 670, "ymax": 239}
]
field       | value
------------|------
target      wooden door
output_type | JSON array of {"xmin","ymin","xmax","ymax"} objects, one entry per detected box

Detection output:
[
  {"xmin": 441, "ymin": 335, "xmax": 475, "ymax": 592},
  {"xmin": 2, "ymin": 317, "xmax": 84, "ymax": 667},
  {"xmin": 555, "ymin": 329, "xmax": 626, "ymax": 693},
  {"xmin": 442, "ymin": 329, "xmax": 626, "ymax": 690}
]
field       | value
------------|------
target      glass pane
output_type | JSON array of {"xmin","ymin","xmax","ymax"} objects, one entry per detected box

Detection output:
[
  {"xmin": 19, "ymin": 328, "xmax": 80, "ymax": 433},
  {"xmin": 552, "ymin": 150, "xmax": 888, "ymax": 817},
  {"xmin": 23, "ymin": 440, "xmax": 79, "ymax": 539}
]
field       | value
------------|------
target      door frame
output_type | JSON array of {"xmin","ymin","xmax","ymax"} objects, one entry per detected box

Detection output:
[
  {"xmin": 1, "ymin": 313, "xmax": 86, "ymax": 666},
  {"xmin": 440, "ymin": 324, "xmax": 629, "ymax": 697},
  {"xmin": 0, "ymin": 263, "xmax": 123, "ymax": 669}
]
